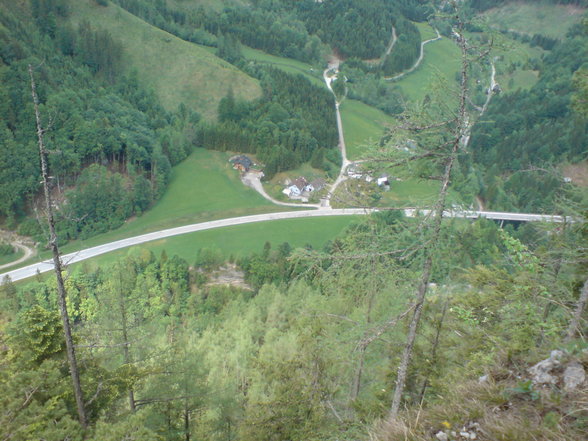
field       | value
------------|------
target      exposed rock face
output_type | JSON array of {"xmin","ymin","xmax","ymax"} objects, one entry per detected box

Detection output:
[
  {"xmin": 528, "ymin": 350, "xmax": 563, "ymax": 385},
  {"xmin": 528, "ymin": 350, "xmax": 586, "ymax": 392},
  {"xmin": 563, "ymin": 362, "xmax": 586, "ymax": 392}
]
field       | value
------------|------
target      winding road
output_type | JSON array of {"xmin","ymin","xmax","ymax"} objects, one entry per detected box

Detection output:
[
  {"xmin": 0, "ymin": 28, "xmax": 569, "ymax": 282},
  {"xmin": 0, "ymin": 209, "xmax": 369, "ymax": 282},
  {"xmin": 384, "ymin": 28, "xmax": 441, "ymax": 81},
  {"xmin": 0, "ymin": 208, "xmax": 571, "ymax": 283}
]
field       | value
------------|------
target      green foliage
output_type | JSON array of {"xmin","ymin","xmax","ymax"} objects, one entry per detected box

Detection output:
[
  {"xmin": 382, "ymin": 19, "xmax": 422, "ymax": 76},
  {"xmin": 0, "ymin": 241, "xmax": 14, "ymax": 256},
  {"xmin": 294, "ymin": 0, "xmax": 409, "ymax": 59},
  {"xmin": 470, "ymin": 28, "xmax": 588, "ymax": 211},
  {"xmin": 8, "ymin": 305, "xmax": 64, "ymax": 366},
  {"xmin": 198, "ymin": 67, "xmax": 337, "ymax": 177},
  {"xmin": 195, "ymin": 247, "xmax": 224, "ymax": 271},
  {"xmin": 504, "ymin": 379, "xmax": 540, "ymax": 401},
  {"xmin": 0, "ymin": 4, "xmax": 196, "ymax": 238},
  {"xmin": 61, "ymin": 165, "xmax": 134, "ymax": 239}
]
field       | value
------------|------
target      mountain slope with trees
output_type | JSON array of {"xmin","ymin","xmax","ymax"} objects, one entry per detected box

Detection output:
[
  {"xmin": 469, "ymin": 21, "xmax": 588, "ymax": 212},
  {"xmin": 0, "ymin": 0, "xmax": 201, "ymax": 241}
]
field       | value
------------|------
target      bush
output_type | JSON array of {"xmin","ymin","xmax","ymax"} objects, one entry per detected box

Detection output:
[{"xmin": 0, "ymin": 243, "xmax": 14, "ymax": 255}]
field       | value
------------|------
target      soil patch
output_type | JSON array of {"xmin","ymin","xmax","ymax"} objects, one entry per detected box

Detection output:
[{"xmin": 562, "ymin": 161, "xmax": 588, "ymax": 187}]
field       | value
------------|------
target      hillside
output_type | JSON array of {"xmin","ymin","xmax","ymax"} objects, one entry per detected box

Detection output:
[
  {"xmin": 0, "ymin": 2, "xmax": 587, "ymax": 440},
  {"xmin": 482, "ymin": 1, "xmax": 585, "ymax": 38},
  {"xmin": 67, "ymin": 0, "xmax": 261, "ymax": 120}
]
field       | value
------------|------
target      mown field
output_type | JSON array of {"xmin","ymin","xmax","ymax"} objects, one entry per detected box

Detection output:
[
  {"xmin": 414, "ymin": 21, "xmax": 438, "ymax": 41},
  {"xmin": 67, "ymin": 0, "xmax": 261, "ymax": 119},
  {"xmin": 340, "ymin": 99, "xmax": 394, "ymax": 160},
  {"xmin": 49, "ymin": 149, "xmax": 291, "ymax": 258},
  {"xmin": 482, "ymin": 2, "xmax": 585, "ymax": 38},
  {"xmin": 394, "ymin": 36, "xmax": 461, "ymax": 103},
  {"xmin": 71, "ymin": 215, "xmax": 360, "ymax": 272},
  {"xmin": 381, "ymin": 178, "xmax": 448, "ymax": 207},
  {"xmin": 241, "ymin": 46, "xmax": 324, "ymax": 86}
]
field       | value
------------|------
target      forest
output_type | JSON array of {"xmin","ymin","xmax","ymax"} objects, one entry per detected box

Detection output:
[
  {"xmin": 469, "ymin": 22, "xmax": 588, "ymax": 212},
  {"xmin": 0, "ymin": 0, "xmax": 197, "ymax": 241},
  {"xmin": 195, "ymin": 67, "xmax": 339, "ymax": 178},
  {"xmin": 1, "ymin": 206, "xmax": 586, "ymax": 440}
]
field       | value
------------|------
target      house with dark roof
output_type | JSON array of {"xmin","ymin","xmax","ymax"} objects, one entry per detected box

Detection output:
[{"xmin": 229, "ymin": 155, "xmax": 253, "ymax": 172}]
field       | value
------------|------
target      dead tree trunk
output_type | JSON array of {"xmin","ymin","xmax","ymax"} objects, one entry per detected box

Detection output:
[
  {"xmin": 418, "ymin": 297, "xmax": 449, "ymax": 404},
  {"xmin": 565, "ymin": 278, "xmax": 588, "ymax": 342},
  {"xmin": 29, "ymin": 64, "xmax": 88, "ymax": 428},
  {"xmin": 388, "ymin": 19, "xmax": 471, "ymax": 420}
]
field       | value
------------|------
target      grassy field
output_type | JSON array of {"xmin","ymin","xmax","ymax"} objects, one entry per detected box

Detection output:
[
  {"xmin": 482, "ymin": 2, "xmax": 585, "ymax": 38},
  {"xmin": 394, "ymin": 37, "xmax": 461, "ymax": 103},
  {"xmin": 340, "ymin": 99, "xmax": 395, "ymax": 160},
  {"xmin": 490, "ymin": 34, "xmax": 544, "ymax": 92},
  {"xmin": 381, "ymin": 178, "xmax": 444, "ymax": 206},
  {"xmin": 0, "ymin": 248, "xmax": 24, "ymax": 267},
  {"xmin": 70, "ymin": 216, "xmax": 360, "ymax": 271},
  {"xmin": 47, "ymin": 149, "xmax": 291, "ymax": 259},
  {"xmin": 167, "ymin": 0, "xmax": 245, "ymax": 12},
  {"xmin": 414, "ymin": 21, "xmax": 438, "ymax": 41},
  {"xmin": 241, "ymin": 46, "xmax": 324, "ymax": 86},
  {"xmin": 67, "ymin": 0, "xmax": 261, "ymax": 120}
]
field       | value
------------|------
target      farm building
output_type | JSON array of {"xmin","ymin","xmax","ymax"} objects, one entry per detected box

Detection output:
[{"xmin": 229, "ymin": 155, "xmax": 253, "ymax": 172}]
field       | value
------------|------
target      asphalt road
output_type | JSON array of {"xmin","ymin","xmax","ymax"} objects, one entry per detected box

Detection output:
[
  {"xmin": 1, "ymin": 207, "xmax": 570, "ymax": 283},
  {"xmin": 0, "ymin": 209, "xmax": 371, "ymax": 282}
]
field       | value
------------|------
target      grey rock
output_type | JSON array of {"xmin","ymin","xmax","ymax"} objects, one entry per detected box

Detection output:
[
  {"xmin": 478, "ymin": 374, "xmax": 489, "ymax": 384},
  {"xmin": 435, "ymin": 431, "xmax": 448, "ymax": 441},
  {"xmin": 529, "ymin": 350, "xmax": 563, "ymax": 385},
  {"xmin": 563, "ymin": 362, "xmax": 586, "ymax": 392}
]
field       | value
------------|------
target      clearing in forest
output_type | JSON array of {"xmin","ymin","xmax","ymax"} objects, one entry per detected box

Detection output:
[
  {"xmin": 482, "ymin": 2, "xmax": 585, "ymax": 38},
  {"xmin": 394, "ymin": 37, "xmax": 461, "ymax": 103},
  {"xmin": 340, "ymin": 99, "xmax": 395, "ymax": 161},
  {"xmin": 67, "ymin": 0, "xmax": 261, "ymax": 120},
  {"xmin": 73, "ymin": 216, "xmax": 359, "ymax": 271},
  {"xmin": 50, "ymin": 149, "xmax": 288, "ymax": 259}
]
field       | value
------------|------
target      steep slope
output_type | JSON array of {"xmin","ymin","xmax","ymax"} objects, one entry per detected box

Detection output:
[{"xmin": 67, "ymin": 0, "xmax": 261, "ymax": 120}]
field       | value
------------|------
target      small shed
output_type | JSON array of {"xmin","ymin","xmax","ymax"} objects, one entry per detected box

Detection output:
[{"xmin": 377, "ymin": 175, "xmax": 390, "ymax": 187}]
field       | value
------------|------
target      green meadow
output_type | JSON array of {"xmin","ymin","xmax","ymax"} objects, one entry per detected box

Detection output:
[
  {"xmin": 340, "ymin": 99, "xmax": 394, "ymax": 160},
  {"xmin": 394, "ymin": 37, "xmax": 461, "ymax": 103},
  {"xmin": 491, "ymin": 35, "xmax": 544, "ymax": 92},
  {"xmin": 46, "ymin": 149, "xmax": 290, "ymax": 260},
  {"xmin": 241, "ymin": 46, "xmax": 324, "ymax": 86},
  {"xmin": 70, "ymin": 216, "xmax": 360, "ymax": 272},
  {"xmin": 381, "ymin": 178, "xmax": 446, "ymax": 207},
  {"xmin": 482, "ymin": 2, "xmax": 585, "ymax": 38},
  {"xmin": 414, "ymin": 21, "xmax": 438, "ymax": 41},
  {"xmin": 0, "ymin": 248, "xmax": 24, "ymax": 267},
  {"xmin": 67, "ymin": 0, "xmax": 261, "ymax": 120}
]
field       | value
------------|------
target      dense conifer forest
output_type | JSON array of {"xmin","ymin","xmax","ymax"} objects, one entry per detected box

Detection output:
[{"xmin": 0, "ymin": 0, "xmax": 196, "ymax": 240}]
